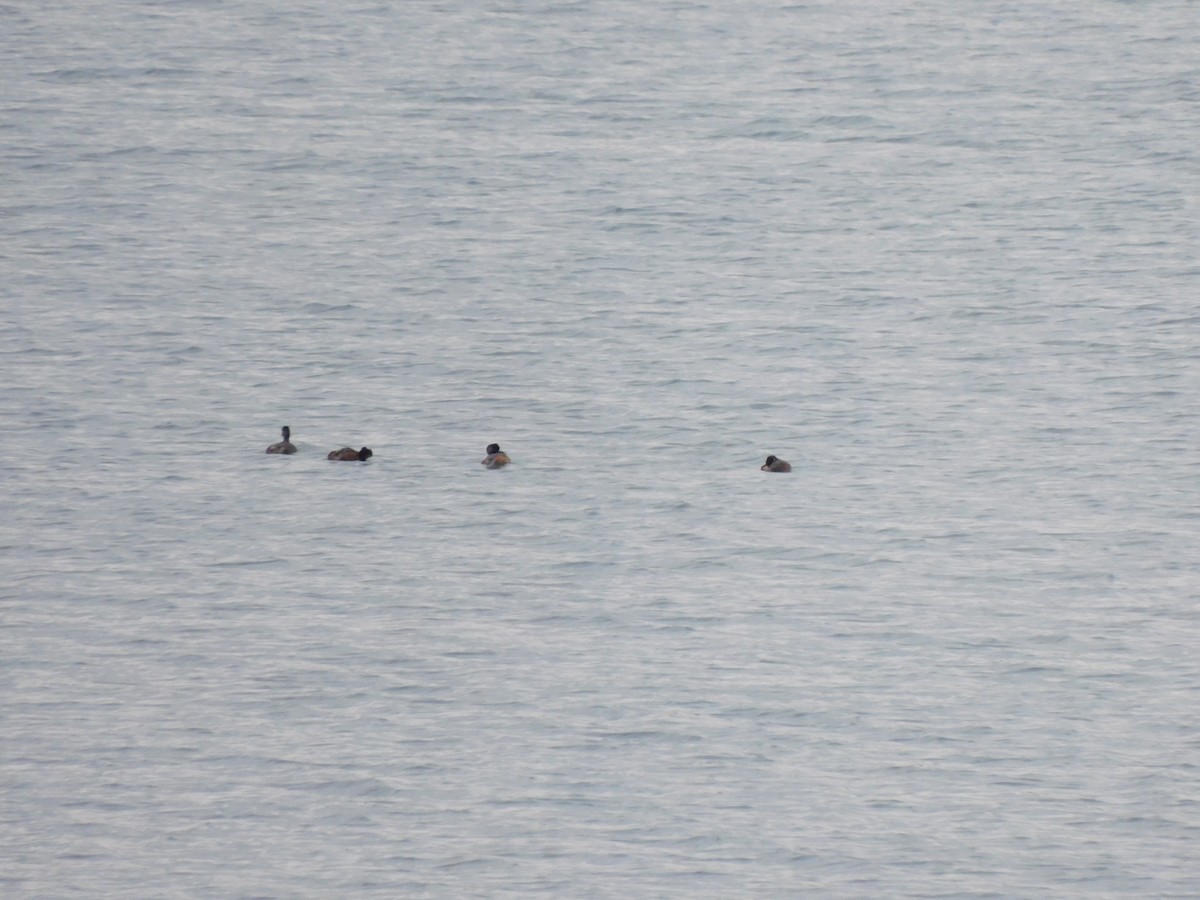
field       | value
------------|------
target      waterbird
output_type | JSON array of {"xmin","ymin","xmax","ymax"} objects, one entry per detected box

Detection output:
[
  {"xmin": 266, "ymin": 426, "xmax": 297, "ymax": 455},
  {"xmin": 761, "ymin": 455, "xmax": 791, "ymax": 472},
  {"xmin": 328, "ymin": 446, "xmax": 373, "ymax": 461},
  {"xmin": 481, "ymin": 443, "xmax": 511, "ymax": 469}
]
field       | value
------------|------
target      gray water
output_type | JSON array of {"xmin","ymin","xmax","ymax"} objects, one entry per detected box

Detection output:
[{"xmin": 3, "ymin": 1, "xmax": 1198, "ymax": 896}]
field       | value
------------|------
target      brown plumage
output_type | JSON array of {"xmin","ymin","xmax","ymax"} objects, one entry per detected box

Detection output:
[
  {"xmin": 761, "ymin": 455, "xmax": 791, "ymax": 473},
  {"xmin": 328, "ymin": 446, "xmax": 373, "ymax": 461},
  {"xmin": 481, "ymin": 443, "xmax": 510, "ymax": 469},
  {"xmin": 266, "ymin": 426, "xmax": 297, "ymax": 455}
]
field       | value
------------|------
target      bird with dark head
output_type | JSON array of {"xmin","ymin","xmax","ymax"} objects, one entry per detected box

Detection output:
[
  {"xmin": 761, "ymin": 455, "xmax": 791, "ymax": 473},
  {"xmin": 328, "ymin": 446, "xmax": 373, "ymax": 461},
  {"xmin": 481, "ymin": 443, "xmax": 511, "ymax": 469},
  {"xmin": 266, "ymin": 426, "xmax": 297, "ymax": 455}
]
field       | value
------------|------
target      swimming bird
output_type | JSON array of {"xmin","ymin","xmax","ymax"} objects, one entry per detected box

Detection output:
[
  {"xmin": 328, "ymin": 446, "xmax": 373, "ymax": 461},
  {"xmin": 761, "ymin": 455, "xmax": 791, "ymax": 472},
  {"xmin": 481, "ymin": 443, "xmax": 511, "ymax": 469},
  {"xmin": 266, "ymin": 426, "xmax": 297, "ymax": 455}
]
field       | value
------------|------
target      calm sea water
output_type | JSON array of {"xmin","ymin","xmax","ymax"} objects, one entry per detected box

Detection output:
[{"xmin": 3, "ymin": 1, "xmax": 1198, "ymax": 896}]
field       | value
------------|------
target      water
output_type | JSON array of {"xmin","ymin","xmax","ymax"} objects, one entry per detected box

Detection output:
[{"xmin": 3, "ymin": 1, "xmax": 1198, "ymax": 896}]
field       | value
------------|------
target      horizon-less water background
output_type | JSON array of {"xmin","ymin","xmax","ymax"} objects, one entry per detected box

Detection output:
[{"xmin": 3, "ymin": 1, "xmax": 1199, "ymax": 896}]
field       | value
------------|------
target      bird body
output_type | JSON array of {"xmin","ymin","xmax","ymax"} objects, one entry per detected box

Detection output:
[
  {"xmin": 761, "ymin": 455, "xmax": 791, "ymax": 472},
  {"xmin": 482, "ymin": 443, "xmax": 510, "ymax": 469},
  {"xmin": 266, "ymin": 426, "xmax": 297, "ymax": 455},
  {"xmin": 328, "ymin": 446, "xmax": 373, "ymax": 461}
]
